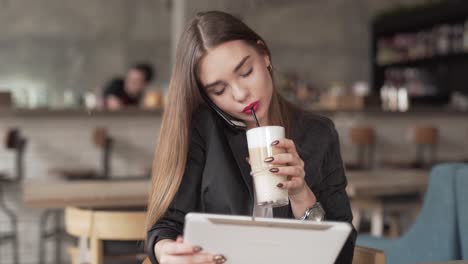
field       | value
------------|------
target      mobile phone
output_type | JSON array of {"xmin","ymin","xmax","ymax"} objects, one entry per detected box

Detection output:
[{"xmin": 199, "ymin": 89, "xmax": 247, "ymax": 131}]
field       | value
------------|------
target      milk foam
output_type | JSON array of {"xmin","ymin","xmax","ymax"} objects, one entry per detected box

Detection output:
[{"xmin": 246, "ymin": 126, "xmax": 285, "ymax": 148}]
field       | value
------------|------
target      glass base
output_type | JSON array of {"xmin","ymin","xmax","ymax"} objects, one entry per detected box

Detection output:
[{"xmin": 257, "ymin": 199, "xmax": 289, "ymax": 208}]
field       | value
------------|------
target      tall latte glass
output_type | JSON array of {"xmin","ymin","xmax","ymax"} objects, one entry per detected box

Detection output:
[{"xmin": 247, "ymin": 126, "xmax": 289, "ymax": 207}]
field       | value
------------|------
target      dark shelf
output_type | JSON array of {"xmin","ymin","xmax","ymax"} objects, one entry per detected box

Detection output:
[
  {"xmin": 371, "ymin": 2, "xmax": 468, "ymax": 106},
  {"xmin": 373, "ymin": 2, "xmax": 468, "ymax": 36},
  {"xmin": 0, "ymin": 108, "xmax": 163, "ymax": 118},
  {"xmin": 377, "ymin": 52, "xmax": 468, "ymax": 68}
]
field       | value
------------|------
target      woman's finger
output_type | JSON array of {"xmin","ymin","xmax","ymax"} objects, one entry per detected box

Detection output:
[
  {"xmin": 269, "ymin": 166, "xmax": 305, "ymax": 178},
  {"xmin": 277, "ymin": 179, "xmax": 302, "ymax": 190},
  {"xmin": 265, "ymin": 153, "xmax": 299, "ymax": 166},
  {"xmin": 160, "ymin": 252, "xmax": 221, "ymax": 264},
  {"xmin": 162, "ymin": 241, "xmax": 202, "ymax": 256},
  {"xmin": 271, "ymin": 138, "xmax": 297, "ymax": 153}
]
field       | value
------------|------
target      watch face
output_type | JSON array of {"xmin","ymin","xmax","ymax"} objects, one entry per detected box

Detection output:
[
  {"xmin": 308, "ymin": 203, "xmax": 325, "ymax": 221},
  {"xmin": 310, "ymin": 209, "xmax": 325, "ymax": 221}
]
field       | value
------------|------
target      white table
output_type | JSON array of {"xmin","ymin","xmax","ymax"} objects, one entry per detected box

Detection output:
[{"xmin": 346, "ymin": 169, "xmax": 428, "ymax": 236}]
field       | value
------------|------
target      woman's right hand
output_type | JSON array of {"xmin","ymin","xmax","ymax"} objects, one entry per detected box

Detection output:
[{"xmin": 155, "ymin": 236, "xmax": 227, "ymax": 264}]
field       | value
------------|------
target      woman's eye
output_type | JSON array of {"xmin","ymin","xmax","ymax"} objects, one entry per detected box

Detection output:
[
  {"xmin": 241, "ymin": 68, "xmax": 253, "ymax": 77},
  {"xmin": 214, "ymin": 87, "xmax": 225, "ymax": 96}
]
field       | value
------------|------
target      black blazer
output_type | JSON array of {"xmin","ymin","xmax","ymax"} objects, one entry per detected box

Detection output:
[{"xmin": 147, "ymin": 107, "xmax": 357, "ymax": 263}]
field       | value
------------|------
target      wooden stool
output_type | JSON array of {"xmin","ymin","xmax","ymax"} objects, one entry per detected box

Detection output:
[
  {"xmin": 384, "ymin": 125, "xmax": 432, "ymax": 236},
  {"xmin": 0, "ymin": 176, "xmax": 19, "ymax": 264},
  {"xmin": 412, "ymin": 125, "xmax": 438, "ymax": 168},
  {"xmin": 65, "ymin": 207, "xmax": 146, "ymax": 264},
  {"xmin": 0, "ymin": 128, "xmax": 26, "ymax": 264},
  {"xmin": 4, "ymin": 128, "xmax": 27, "ymax": 181},
  {"xmin": 352, "ymin": 246, "xmax": 386, "ymax": 264},
  {"xmin": 348, "ymin": 126, "xmax": 375, "ymax": 170},
  {"xmin": 93, "ymin": 127, "xmax": 114, "ymax": 179}
]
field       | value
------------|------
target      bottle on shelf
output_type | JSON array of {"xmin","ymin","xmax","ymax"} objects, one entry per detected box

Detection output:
[
  {"xmin": 436, "ymin": 24, "xmax": 451, "ymax": 55},
  {"xmin": 381, "ymin": 70, "xmax": 399, "ymax": 111},
  {"xmin": 463, "ymin": 20, "xmax": 468, "ymax": 52}
]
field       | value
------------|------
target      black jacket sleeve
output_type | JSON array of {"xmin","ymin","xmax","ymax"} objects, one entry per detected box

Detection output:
[
  {"xmin": 146, "ymin": 123, "xmax": 206, "ymax": 264},
  {"xmin": 319, "ymin": 123, "xmax": 357, "ymax": 264}
]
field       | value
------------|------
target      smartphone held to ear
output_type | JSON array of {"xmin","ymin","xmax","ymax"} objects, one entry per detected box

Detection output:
[{"xmin": 199, "ymin": 90, "xmax": 247, "ymax": 131}]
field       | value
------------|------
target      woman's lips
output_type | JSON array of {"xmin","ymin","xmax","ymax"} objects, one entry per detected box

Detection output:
[{"xmin": 242, "ymin": 100, "xmax": 260, "ymax": 114}]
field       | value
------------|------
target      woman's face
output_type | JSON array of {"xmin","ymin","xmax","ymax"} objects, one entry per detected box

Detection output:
[{"xmin": 197, "ymin": 40, "xmax": 273, "ymax": 128}]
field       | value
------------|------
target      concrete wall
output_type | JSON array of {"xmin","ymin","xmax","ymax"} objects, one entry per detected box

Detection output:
[
  {"xmin": 0, "ymin": 0, "xmax": 427, "ymax": 108},
  {"xmin": 0, "ymin": 0, "xmax": 171, "ymax": 108}
]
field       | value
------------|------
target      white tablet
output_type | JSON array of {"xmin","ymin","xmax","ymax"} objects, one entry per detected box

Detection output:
[{"xmin": 184, "ymin": 212, "xmax": 352, "ymax": 264}]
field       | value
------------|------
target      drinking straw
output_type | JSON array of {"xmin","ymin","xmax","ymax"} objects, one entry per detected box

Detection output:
[{"xmin": 251, "ymin": 107, "xmax": 260, "ymax": 127}]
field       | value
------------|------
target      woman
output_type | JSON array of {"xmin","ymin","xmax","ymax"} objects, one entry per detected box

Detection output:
[{"xmin": 146, "ymin": 11, "xmax": 356, "ymax": 264}]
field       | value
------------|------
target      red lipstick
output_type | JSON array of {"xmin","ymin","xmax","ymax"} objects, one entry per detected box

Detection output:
[{"xmin": 242, "ymin": 100, "xmax": 260, "ymax": 114}]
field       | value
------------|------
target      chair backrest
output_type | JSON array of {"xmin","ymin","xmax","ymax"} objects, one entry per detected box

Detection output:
[
  {"xmin": 0, "ymin": 91, "xmax": 12, "ymax": 107},
  {"xmin": 65, "ymin": 207, "xmax": 146, "ymax": 264},
  {"xmin": 93, "ymin": 127, "xmax": 111, "ymax": 149},
  {"xmin": 350, "ymin": 126, "xmax": 375, "ymax": 146},
  {"xmin": 92, "ymin": 210, "xmax": 146, "ymax": 240},
  {"xmin": 392, "ymin": 164, "xmax": 461, "ymax": 262},
  {"xmin": 455, "ymin": 164, "xmax": 468, "ymax": 259},
  {"xmin": 65, "ymin": 207, "xmax": 146, "ymax": 240},
  {"xmin": 349, "ymin": 126, "xmax": 376, "ymax": 169},
  {"xmin": 411, "ymin": 126, "xmax": 438, "ymax": 167},
  {"xmin": 411, "ymin": 126, "xmax": 438, "ymax": 145},
  {"xmin": 92, "ymin": 127, "xmax": 113, "ymax": 179},
  {"xmin": 65, "ymin": 207, "xmax": 93, "ymax": 237},
  {"xmin": 357, "ymin": 164, "xmax": 463, "ymax": 264},
  {"xmin": 353, "ymin": 246, "xmax": 386, "ymax": 264}
]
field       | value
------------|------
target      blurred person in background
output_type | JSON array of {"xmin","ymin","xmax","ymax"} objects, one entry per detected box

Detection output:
[{"xmin": 102, "ymin": 63, "xmax": 155, "ymax": 109}]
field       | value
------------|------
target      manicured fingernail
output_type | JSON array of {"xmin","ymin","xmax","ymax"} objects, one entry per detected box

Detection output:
[
  {"xmin": 269, "ymin": 167, "xmax": 279, "ymax": 173},
  {"xmin": 193, "ymin": 246, "xmax": 202, "ymax": 252},
  {"xmin": 264, "ymin": 157, "xmax": 274, "ymax": 163},
  {"xmin": 271, "ymin": 140, "xmax": 279, "ymax": 146},
  {"xmin": 277, "ymin": 183, "xmax": 283, "ymax": 188},
  {"xmin": 213, "ymin": 255, "xmax": 226, "ymax": 263}
]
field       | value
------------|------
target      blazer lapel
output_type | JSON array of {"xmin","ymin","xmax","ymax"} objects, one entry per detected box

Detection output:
[{"xmin": 223, "ymin": 127, "xmax": 254, "ymax": 203}]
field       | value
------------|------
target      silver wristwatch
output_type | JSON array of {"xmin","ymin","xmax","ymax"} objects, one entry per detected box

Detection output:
[{"xmin": 300, "ymin": 202, "xmax": 325, "ymax": 222}]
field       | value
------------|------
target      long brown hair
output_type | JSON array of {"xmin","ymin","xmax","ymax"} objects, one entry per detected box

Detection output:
[{"xmin": 146, "ymin": 11, "xmax": 294, "ymax": 234}]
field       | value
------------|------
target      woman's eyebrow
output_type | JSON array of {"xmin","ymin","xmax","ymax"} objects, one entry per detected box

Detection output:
[
  {"xmin": 204, "ymin": 80, "xmax": 222, "ymax": 90},
  {"xmin": 233, "ymin": 55, "xmax": 250, "ymax": 73},
  {"xmin": 204, "ymin": 55, "xmax": 251, "ymax": 90}
]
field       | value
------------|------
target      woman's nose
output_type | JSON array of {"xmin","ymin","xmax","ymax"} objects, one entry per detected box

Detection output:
[{"xmin": 231, "ymin": 83, "xmax": 249, "ymax": 102}]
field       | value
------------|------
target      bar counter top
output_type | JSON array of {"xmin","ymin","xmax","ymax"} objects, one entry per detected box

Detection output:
[{"xmin": 1, "ymin": 106, "xmax": 467, "ymax": 118}]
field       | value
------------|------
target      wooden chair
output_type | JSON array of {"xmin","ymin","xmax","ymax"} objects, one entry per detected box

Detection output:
[
  {"xmin": 0, "ymin": 128, "xmax": 26, "ymax": 264},
  {"xmin": 383, "ymin": 125, "xmax": 438, "ymax": 169},
  {"xmin": 379, "ymin": 126, "xmax": 436, "ymax": 236},
  {"xmin": 65, "ymin": 207, "xmax": 147, "ymax": 264},
  {"xmin": 93, "ymin": 127, "xmax": 114, "ymax": 179},
  {"xmin": 353, "ymin": 246, "xmax": 386, "ymax": 264},
  {"xmin": 347, "ymin": 126, "xmax": 376, "ymax": 170},
  {"xmin": 412, "ymin": 125, "xmax": 438, "ymax": 168}
]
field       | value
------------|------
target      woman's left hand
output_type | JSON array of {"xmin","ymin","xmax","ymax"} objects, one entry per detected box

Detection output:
[{"xmin": 265, "ymin": 138, "xmax": 308, "ymax": 197}]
